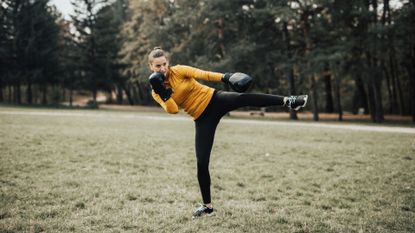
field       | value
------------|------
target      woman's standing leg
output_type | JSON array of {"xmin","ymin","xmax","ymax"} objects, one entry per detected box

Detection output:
[
  {"xmin": 194, "ymin": 115, "xmax": 220, "ymax": 205},
  {"xmin": 192, "ymin": 107, "xmax": 221, "ymax": 218}
]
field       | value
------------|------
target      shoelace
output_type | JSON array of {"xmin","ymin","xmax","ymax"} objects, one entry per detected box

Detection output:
[{"xmin": 287, "ymin": 96, "xmax": 297, "ymax": 108}]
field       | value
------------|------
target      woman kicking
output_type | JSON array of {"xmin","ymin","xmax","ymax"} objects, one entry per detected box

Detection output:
[{"xmin": 147, "ymin": 47, "xmax": 307, "ymax": 219}]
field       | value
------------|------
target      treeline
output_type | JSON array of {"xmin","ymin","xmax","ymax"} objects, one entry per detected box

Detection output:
[{"xmin": 0, "ymin": 0, "xmax": 414, "ymax": 122}]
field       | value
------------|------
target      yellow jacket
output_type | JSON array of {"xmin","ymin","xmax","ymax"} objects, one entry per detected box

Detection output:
[{"xmin": 151, "ymin": 65, "xmax": 223, "ymax": 120}]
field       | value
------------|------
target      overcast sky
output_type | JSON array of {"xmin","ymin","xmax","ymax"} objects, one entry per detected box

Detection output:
[
  {"xmin": 49, "ymin": 0, "xmax": 73, "ymax": 19},
  {"xmin": 49, "ymin": 0, "xmax": 405, "ymax": 20}
]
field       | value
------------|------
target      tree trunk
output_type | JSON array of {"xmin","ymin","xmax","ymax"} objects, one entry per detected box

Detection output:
[
  {"xmin": 301, "ymin": 11, "xmax": 318, "ymax": 121},
  {"xmin": 32, "ymin": 84, "xmax": 38, "ymax": 104},
  {"xmin": 332, "ymin": 64, "xmax": 343, "ymax": 121},
  {"xmin": 368, "ymin": 64, "xmax": 384, "ymax": 122},
  {"xmin": 0, "ymin": 83, "xmax": 3, "ymax": 102},
  {"xmin": 394, "ymin": 62, "xmax": 405, "ymax": 115},
  {"xmin": 215, "ymin": 18, "xmax": 225, "ymax": 58},
  {"xmin": 352, "ymin": 75, "xmax": 369, "ymax": 114},
  {"xmin": 388, "ymin": 54, "xmax": 399, "ymax": 113},
  {"xmin": 15, "ymin": 82, "xmax": 21, "ymax": 104},
  {"xmin": 382, "ymin": 0, "xmax": 401, "ymax": 115},
  {"xmin": 310, "ymin": 74, "xmax": 319, "ymax": 121},
  {"xmin": 62, "ymin": 88, "xmax": 66, "ymax": 104},
  {"xmin": 282, "ymin": 21, "xmax": 298, "ymax": 120},
  {"xmin": 123, "ymin": 84, "xmax": 134, "ymax": 105},
  {"xmin": 69, "ymin": 88, "xmax": 73, "ymax": 107},
  {"xmin": 371, "ymin": 0, "xmax": 384, "ymax": 123},
  {"xmin": 411, "ymin": 71, "xmax": 415, "ymax": 122},
  {"xmin": 136, "ymin": 81, "xmax": 146, "ymax": 105},
  {"xmin": 132, "ymin": 83, "xmax": 141, "ymax": 105},
  {"xmin": 405, "ymin": 64, "xmax": 415, "ymax": 122},
  {"xmin": 372, "ymin": 71, "xmax": 384, "ymax": 122},
  {"xmin": 27, "ymin": 80, "xmax": 33, "ymax": 104},
  {"xmin": 116, "ymin": 84, "xmax": 124, "ymax": 104},
  {"xmin": 8, "ymin": 85, "xmax": 12, "ymax": 103},
  {"xmin": 392, "ymin": 26, "xmax": 408, "ymax": 115},
  {"xmin": 92, "ymin": 88, "xmax": 97, "ymax": 105},
  {"xmin": 41, "ymin": 85, "xmax": 47, "ymax": 105},
  {"xmin": 323, "ymin": 67, "xmax": 334, "ymax": 113},
  {"xmin": 106, "ymin": 91, "xmax": 113, "ymax": 104},
  {"xmin": 367, "ymin": 81, "xmax": 376, "ymax": 121},
  {"xmin": 124, "ymin": 88, "xmax": 134, "ymax": 106},
  {"xmin": 382, "ymin": 60, "xmax": 394, "ymax": 113},
  {"xmin": 287, "ymin": 67, "xmax": 298, "ymax": 120},
  {"xmin": 366, "ymin": 51, "xmax": 384, "ymax": 123}
]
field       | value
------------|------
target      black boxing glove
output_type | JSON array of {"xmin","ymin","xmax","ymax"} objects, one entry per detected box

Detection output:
[
  {"xmin": 149, "ymin": 72, "xmax": 172, "ymax": 101},
  {"xmin": 222, "ymin": 72, "xmax": 252, "ymax": 93}
]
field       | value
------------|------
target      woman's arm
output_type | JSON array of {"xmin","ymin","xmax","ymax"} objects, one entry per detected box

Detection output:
[
  {"xmin": 177, "ymin": 65, "xmax": 223, "ymax": 82},
  {"xmin": 151, "ymin": 91, "xmax": 179, "ymax": 114}
]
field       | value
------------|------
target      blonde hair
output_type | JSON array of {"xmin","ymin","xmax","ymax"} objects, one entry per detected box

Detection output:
[{"xmin": 148, "ymin": 47, "xmax": 168, "ymax": 64}]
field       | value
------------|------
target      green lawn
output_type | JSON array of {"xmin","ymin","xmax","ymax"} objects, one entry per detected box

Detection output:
[{"xmin": 1, "ymin": 107, "xmax": 414, "ymax": 233}]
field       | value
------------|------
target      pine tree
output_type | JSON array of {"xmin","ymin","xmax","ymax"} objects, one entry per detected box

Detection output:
[
  {"xmin": 0, "ymin": 0, "xmax": 60, "ymax": 104},
  {"xmin": 71, "ymin": 0, "xmax": 109, "ymax": 106},
  {"xmin": 119, "ymin": 0, "xmax": 174, "ymax": 104},
  {"xmin": 94, "ymin": 0, "xmax": 128, "ymax": 104},
  {"xmin": 395, "ymin": 1, "xmax": 415, "ymax": 121}
]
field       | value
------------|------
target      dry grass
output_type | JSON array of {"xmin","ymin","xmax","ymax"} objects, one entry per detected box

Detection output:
[{"xmin": 1, "ymin": 107, "xmax": 414, "ymax": 233}]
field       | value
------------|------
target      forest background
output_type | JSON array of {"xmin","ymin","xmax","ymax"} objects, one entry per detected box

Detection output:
[{"xmin": 1, "ymin": 0, "xmax": 414, "ymax": 123}]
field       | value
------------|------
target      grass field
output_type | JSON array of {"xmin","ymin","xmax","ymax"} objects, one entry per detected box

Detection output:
[{"xmin": 1, "ymin": 107, "xmax": 414, "ymax": 233}]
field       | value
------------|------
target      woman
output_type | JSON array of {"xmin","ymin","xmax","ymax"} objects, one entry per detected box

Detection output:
[{"xmin": 147, "ymin": 47, "xmax": 307, "ymax": 219}]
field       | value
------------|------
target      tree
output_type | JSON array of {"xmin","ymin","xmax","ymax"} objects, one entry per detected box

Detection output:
[
  {"xmin": 93, "ymin": 0, "xmax": 129, "ymax": 104},
  {"xmin": 0, "ymin": 0, "xmax": 60, "ymax": 104},
  {"xmin": 2, "ymin": 0, "xmax": 410, "ymax": 123},
  {"xmin": 0, "ymin": 0, "xmax": 13, "ymax": 102},
  {"xmin": 71, "ymin": 0, "xmax": 110, "ymax": 105},
  {"xmin": 395, "ymin": 1, "xmax": 415, "ymax": 122},
  {"xmin": 120, "ymin": 0, "xmax": 175, "ymax": 105},
  {"xmin": 57, "ymin": 18, "xmax": 80, "ymax": 106},
  {"xmin": 0, "ymin": 0, "xmax": 23, "ymax": 104},
  {"xmin": 22, "ymin": 0, "xmax": 60, "ymax": 104}
]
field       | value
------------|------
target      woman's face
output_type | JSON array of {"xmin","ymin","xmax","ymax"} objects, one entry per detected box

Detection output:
[{"xmin": 149, "ymin": 56, "xmax": 169, "ymax": 75}]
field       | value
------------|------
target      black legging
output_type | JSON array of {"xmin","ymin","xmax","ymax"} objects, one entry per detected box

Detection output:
[{"xmin": 194, "ymin": 90, "xmax": 285, "ymax": 204}]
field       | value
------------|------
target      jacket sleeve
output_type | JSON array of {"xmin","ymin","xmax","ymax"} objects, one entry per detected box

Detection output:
[
  {"xmin": 177, "ymin": 65, "xmax": 223, "ymax": 82},
  {"xmin": 151, "ymin": 91, "xmax": 179, "ymax": 114}
]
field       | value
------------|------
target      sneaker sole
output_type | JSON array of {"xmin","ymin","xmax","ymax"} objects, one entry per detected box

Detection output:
[{"xmin": 293, "ymin": 95, "xmax": 308, "ymax": 111}]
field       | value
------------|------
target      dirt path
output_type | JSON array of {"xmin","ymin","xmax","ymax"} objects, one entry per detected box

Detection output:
[
  {"xmin": 223, "ymin": 118, "xmax": 415, "ymax": 134},
  {"xmin": 1, "ymin": 109, "xmax": 414, "ymax": 134}
]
